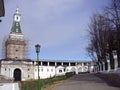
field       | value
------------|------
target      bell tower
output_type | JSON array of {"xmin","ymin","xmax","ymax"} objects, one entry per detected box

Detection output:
[{"xmin": 5, "ymin": 7, "xmax": 26, "ymax": 60}]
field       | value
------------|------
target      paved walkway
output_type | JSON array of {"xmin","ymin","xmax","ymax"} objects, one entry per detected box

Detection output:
[{"xmin": 52, "ymin": 74, "xmax": 120, "ymax": 90}]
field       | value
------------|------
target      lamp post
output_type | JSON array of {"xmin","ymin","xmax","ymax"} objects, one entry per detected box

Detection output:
[{"xmin": 35, "ymin": 44, "xmax": 41, "ymax": 90}]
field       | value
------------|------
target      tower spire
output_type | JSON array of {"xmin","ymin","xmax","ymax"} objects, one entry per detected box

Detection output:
[
  {"xmin": 16, "ymin": 6, "xmax": 19, "ymax": 14},
  {"xmin": 10, "ymin": 7, "xmax": 22, "ymax": 35},
  {"xmin": 9, "ymin": 7, "xmax": 23, "ymax": 39}
]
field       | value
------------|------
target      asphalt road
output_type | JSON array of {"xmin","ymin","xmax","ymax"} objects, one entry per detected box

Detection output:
[{"xmin": 52, "ymin": 74, "xmax": 120, "ymax": 90}]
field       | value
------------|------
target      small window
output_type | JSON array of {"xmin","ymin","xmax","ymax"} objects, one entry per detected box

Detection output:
[
  {"xmin": 28, "ymin": 75, "xmax": 30, "ymax": 78},
  {"xmin": 47, "ymin": 68, "xmax": 49, "ymax": 72},
  {"xmin": 41, "ymin": 68, "xmax": 43, "ymax": 72},
  {"xmin": 59, "ymin": 70, "xmax": 62, "ymax": 73},
  {"xmin": 16, "ymin": 28, "xmax": 19, "ymax": 32},
  {"xmin": 17, "ymin": 16, "xmax": 18, "ymax": 20},
  {"xmin": 84, "ymin": 63, "xmax": 87, "ymax": 66},
  {"xmin": 16, "ymin": 23, "xmax": 19, "ymax": 26},
  {"xmin": 51, "ymin": 69, "xmax": 53, "ymax": 72},
  {"xmin": 5, "ymin": 68, "xmax": 6, "ymax": 71}
]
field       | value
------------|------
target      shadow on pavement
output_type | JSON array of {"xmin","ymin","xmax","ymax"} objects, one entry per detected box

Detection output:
[{"xmin": 95, "ymin": 73, "xmax": 120, "ymax": 87}]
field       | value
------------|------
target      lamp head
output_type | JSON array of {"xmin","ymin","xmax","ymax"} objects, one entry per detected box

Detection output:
[{"xmin": 35, "ymin": 44, "xmax": 41, "ymax": 53}]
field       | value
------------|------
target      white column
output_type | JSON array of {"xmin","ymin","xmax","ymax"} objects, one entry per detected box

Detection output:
[
  {"xmin": 106, "ymin": 53, "xmax": 111, "ymax": 72},
  {"xmin": 61, "ymin": 62, "xmax": 63, "ymax": 66},
  {"xmin": 48, "ymin": 62, "xmax": 49, "ymax": 66},
  {"xmin": 55, "ymin": 62, "xmax": 57, "ymax": 66},
  {"xmin": 75, "ymin": 62, "xmax": 77, "ymax": 66},
  {"xmin": 102, "ymin": 62, "xmax": 105, "ymax": 72},
  {"xmin": 107, "ymin": 60, "xmax": 110, "ymax": 72},
  {"xmin": 34, "ymin": 61, "xmax": 37, "ymax": 65},
  {"xmin": 69, "ymin": 62, "xmax": 70, "ymax": 66},
  {"xmin": 99, "ymin": 62, "xmax": 102, "ymax": 72},
  {"xmin": 41, "ymin": 61, "xmax": 43, "ymax": 66},
  {"xmin": 114, "ymin": 56, "xmax": 118, "ymax": 71},
  {"xmin": 112, "ymin": 50, "xmax": 118, "ymax": 71},
  {"xmin": 82, "ymin": 63, "xmax": 84, "ymax": 72},
  {"xmin": 75, "ymin": 66, "xmax": 78, "ymax": 74}
]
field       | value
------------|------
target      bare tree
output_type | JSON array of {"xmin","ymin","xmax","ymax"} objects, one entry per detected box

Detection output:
[
  {"xmin": 87, "ymin": 0, "xmax": 120, "ymax": 70},
  {"xmin": 87, "ymin": 14, "xmax": 108, "ymax": 62},
  {"xmin": 104, "ymin": 0, "xmax": 120, "ymax": 67}
]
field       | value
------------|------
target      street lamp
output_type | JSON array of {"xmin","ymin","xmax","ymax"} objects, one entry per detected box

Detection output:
[{"xmin": 35, "ymin": 44, "xmax": 41, "ymax": 90}]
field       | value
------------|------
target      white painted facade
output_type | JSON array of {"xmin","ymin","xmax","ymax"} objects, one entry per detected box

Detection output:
[
  {"xmin": 55, "ymin": 66, "xmax": 66, "ymax": 76},
  {"xmin": 34, "ymin": 66, "xmax": 56, "ymax": 79},
  {"xmin": 0, "ymin": 59, "xmax": 92, "ymax": 81},
  {"xmin": 0, "ymin": 60, "xmax": 34, "ymax": 81}
]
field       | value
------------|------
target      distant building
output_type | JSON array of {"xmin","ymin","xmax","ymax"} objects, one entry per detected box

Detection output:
[{"xmin": 0, "ymin": 8, "xmax": 92, "ymax": 81}]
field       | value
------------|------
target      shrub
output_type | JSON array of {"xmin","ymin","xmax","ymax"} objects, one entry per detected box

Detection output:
[{"xmin": 65, "ymin": 72, "xmax": 74, "ymax": 79}]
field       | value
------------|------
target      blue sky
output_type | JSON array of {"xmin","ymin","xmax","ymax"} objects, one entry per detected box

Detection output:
[{"xmin": 0, "ymin": 0, "xmax": 110, "ymax": 61}]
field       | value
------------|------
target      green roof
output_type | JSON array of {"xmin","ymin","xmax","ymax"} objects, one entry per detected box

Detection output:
[{"xmin": 11, "ymin": 21, "xmax": 22, "ymax": 34}]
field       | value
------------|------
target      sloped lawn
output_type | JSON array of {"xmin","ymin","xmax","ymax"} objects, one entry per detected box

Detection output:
[{"xmin": 20, "ymin": 72, "xmax": 74, "ymax": 90}]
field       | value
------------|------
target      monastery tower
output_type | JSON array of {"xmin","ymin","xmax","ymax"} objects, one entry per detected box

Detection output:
[{"xmin": 5, "ymin": 7, "xmax": 26, "ymax": 60}]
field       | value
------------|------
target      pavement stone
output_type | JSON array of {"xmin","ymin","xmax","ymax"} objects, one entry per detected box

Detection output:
[{"xmin": 52, "ymin": 74, "xmax": 120, "ymax": 90}]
